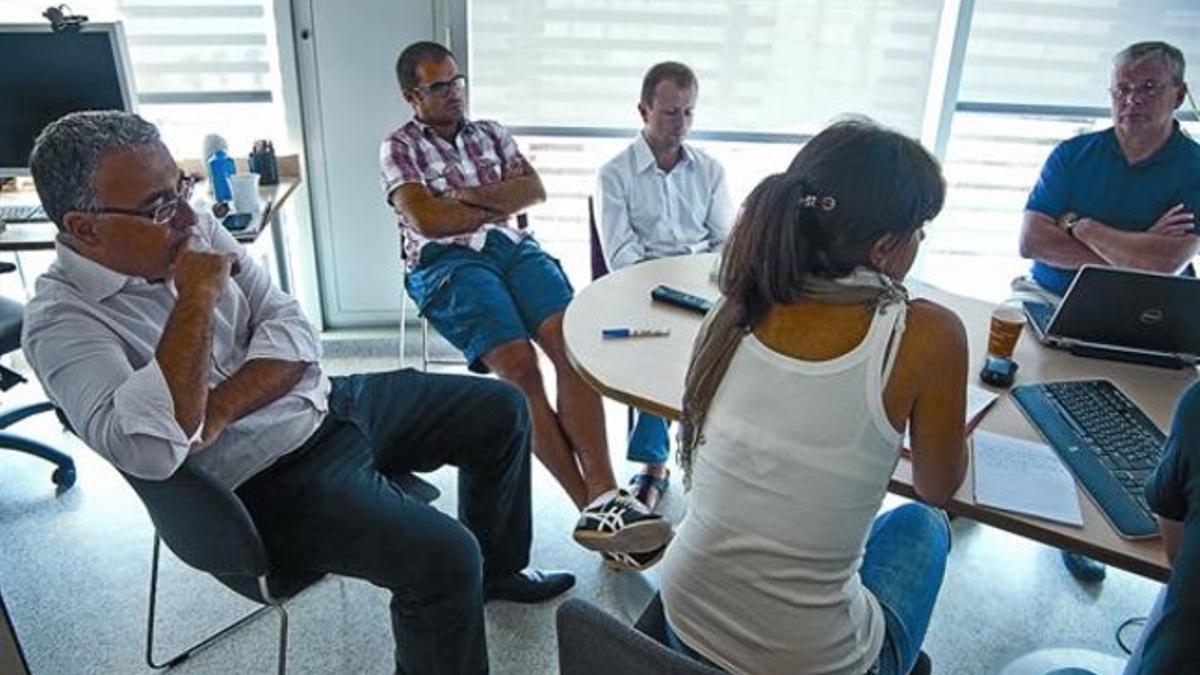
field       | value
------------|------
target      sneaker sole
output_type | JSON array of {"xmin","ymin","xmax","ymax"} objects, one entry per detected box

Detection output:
[
  {"xmin": 602, "ymin": 549, "xmax": 667, "ymax": 572},
  {"xmin": 573, "ymin": 518, "xmax": 674, "ymax": 554}
]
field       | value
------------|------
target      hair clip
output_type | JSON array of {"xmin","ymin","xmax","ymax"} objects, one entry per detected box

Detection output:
[{"xmin": 800, "ymin": 195, "xmax": 837, "ymax": 212}]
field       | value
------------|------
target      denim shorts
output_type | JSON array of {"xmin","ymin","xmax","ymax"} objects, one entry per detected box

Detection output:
[{"xmin": 405, "ymin": 230, "xmax": 574, "ymax": 373}]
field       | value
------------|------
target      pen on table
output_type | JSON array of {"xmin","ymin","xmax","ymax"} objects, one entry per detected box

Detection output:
[{"xmin": 602, "ymin": 328, "xmax": 671, "ymax": 339}]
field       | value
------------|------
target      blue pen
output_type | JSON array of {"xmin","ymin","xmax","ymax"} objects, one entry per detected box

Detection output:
[{"xmin": 602, "ymin": 327, "xmax": 671, "ymax": 339}]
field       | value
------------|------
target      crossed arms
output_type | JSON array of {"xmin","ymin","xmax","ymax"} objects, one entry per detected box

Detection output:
[
  {"xmin": 27, "ymin": 222, "xmax": 320, "ymax": 480},
  {"xmin": 1020, "ymin": 203, "xmax": 1198, "ymax": 275},
  {"xmin": 388, "ymin": 158, "xmax": 546, "ymax": 238}
]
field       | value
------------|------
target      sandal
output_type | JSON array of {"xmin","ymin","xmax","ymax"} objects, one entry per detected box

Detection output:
[{"xmin": 628, "ymin": 469, "xmax": 670, "ymax": 511}]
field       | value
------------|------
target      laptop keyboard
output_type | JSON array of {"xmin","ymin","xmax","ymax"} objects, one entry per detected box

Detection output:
[
  {"xmin": 1023, "ymin": 301, "xmax": 1054, "ymax": 335},
  {"xmin": 0, "ymin": 204, "xmax": 47, "ymax": 223},
  {"xmin": 1012, "ymin": 379, "xmax": 1164, "ymax": 538}
]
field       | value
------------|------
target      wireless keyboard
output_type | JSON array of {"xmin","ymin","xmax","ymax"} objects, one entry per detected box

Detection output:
[{"xmin": 1011, "ymin": 380, "xmax": 1165, "ymax": 538}]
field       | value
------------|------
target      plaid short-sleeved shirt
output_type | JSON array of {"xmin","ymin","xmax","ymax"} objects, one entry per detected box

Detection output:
[{"xmin": 380, "ymin": 117, "xmax": 529, "ymax": 268}]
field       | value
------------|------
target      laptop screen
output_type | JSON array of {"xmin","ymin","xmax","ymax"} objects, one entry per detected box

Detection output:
[{"xmin": 1048, "ymin": 266, "xmax": 1200, "ymax": 356}]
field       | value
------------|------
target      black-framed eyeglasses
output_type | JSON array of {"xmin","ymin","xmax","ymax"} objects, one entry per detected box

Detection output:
[
  {"xmin": 1109, "ymin": 80, "xmax": 1173, "ymax": 101},
  {"xmin": 415, "ymin": 74, "xmax": 467, "ymax": 97},
  {"xmin": 91, "ymin": 174, "xmax": 196, "ymax": 226}
]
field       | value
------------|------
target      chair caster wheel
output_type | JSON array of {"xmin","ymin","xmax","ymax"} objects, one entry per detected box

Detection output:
[{"xmin": 52, "ymin": 466, "xmax": 76, "ymax": 489}]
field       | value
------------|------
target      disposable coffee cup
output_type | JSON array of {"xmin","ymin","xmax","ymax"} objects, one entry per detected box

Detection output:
[
  {"xmin": 987, "ymin": 306, "xmax": 1026, "ymax": 358},
  {"xmin": 229, "ymin": 172, "xmax": 261, "ymax": 214}
]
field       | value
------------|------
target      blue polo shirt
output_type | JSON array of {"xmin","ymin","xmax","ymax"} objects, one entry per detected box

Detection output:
[
  {"xmin": 1138, "ymin": 381, "xmax": 1200, "ymax": 674},
  {"xmin": 1024, "ymin": 124, "xmax": 1200, "ymax": 295}
]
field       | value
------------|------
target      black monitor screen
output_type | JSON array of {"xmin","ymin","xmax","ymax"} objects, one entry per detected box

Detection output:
[{"xmin": 0, "ymin": 29, "xmax": 129, "ymax": 171}]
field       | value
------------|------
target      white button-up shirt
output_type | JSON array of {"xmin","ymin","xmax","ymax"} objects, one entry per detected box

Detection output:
[
  {"xmin": 22, "ymin": 214, "xmax": 329, "ymax": 488},
  {"xmin": 596, "ymin": 134, "xmax": 735, "ymax": 271}
]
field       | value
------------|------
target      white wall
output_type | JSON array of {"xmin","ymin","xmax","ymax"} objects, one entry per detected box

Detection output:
[{"xmin": 291, "ymin": 0, "xmax": 436, "ymax": 327}]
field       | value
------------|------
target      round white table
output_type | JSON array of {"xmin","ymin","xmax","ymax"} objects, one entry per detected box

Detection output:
[{"xmin": 564, "ymin": 253, "xmax": 1192, "ymax": 581}]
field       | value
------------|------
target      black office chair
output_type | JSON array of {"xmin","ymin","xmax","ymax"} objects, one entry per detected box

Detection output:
[
  {"xmin": 559, "ymin": 593, "xmax": 932, "ymax": 675},
  {"xmin": 557, "ymin": 595, "xmax": 723, "ymax": 674},
  {"xmin": 123, "ymin": 457, "xmax": 439, "ymax": 674},
  {"xmin": 586, "ymin": 196, "xmax": 611, "ymax": 281},
  {"xmin": 0, "ymin": 261, "xmax": 75, "ymax": 489}
]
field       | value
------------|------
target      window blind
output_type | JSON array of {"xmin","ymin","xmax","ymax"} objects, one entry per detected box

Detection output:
[
  {"xmin": 469, "ymin": 0, "xmax": 945, "ymax": 137},
  {"xmin": 957, "ymin": 0, "xmax": 1200, "ymax": 110}
]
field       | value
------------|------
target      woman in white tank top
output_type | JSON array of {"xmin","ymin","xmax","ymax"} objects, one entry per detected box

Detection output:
[{"xmin": 661, "ymin": 119, "xmax": 970, "ymax": 675}]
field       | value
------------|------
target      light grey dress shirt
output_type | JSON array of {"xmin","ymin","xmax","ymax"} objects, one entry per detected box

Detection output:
[
  {"xmin": 596, "ymin": 133, "xmax": 735, "ymax": 271},
  {"xmin": 22, "ymin": 214, "xmax": 329, "ymax": 488}
]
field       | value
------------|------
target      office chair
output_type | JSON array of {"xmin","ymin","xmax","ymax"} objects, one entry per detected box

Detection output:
[
  {"xmin": 559, "ymin": 594, "xmax": 932, "ymax": 675},
  {"xmin": 122, "ymin": 457, "xmax": 439, "ymax": 674},
  {"xmin": 398, "ymin": 214, "xmax": 529, "ymax": 371},
  {"xmin": 399, "ymin": 296, "xmax": 469, "ymax": 371},
  {"xmin": 586, "ymin": 196, "xmax": 611, "ymax": 281},
  {"xmin": 556, "ymin": 595, "xmax": 724, "ymax": 675},
  {"xmin": 0, "ymin": 261, "xmax": 75, "ymax": 489}
]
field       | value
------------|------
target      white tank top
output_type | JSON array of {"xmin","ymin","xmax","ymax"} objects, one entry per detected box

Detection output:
[{"xmin": 661, "ymin": 301, "xmax": 907, "ymax": 675}]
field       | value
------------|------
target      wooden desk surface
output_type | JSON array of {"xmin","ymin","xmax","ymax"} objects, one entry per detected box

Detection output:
[
  {"xmin": 564, "ymin": 253, "xmax": 1193, "ymax": 581},
  {"xmin": 0, "ymin": 178, "xmax": 299, "ymax": 252}
]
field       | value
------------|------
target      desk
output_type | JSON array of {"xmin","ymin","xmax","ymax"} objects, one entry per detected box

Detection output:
[
  {"xmin": 564, "ymin": 253, "xmax": 1193, "ymax": 582},
  {"xmin": 0, "ymin": 179, "xmax": 300, "ymax": 292}
]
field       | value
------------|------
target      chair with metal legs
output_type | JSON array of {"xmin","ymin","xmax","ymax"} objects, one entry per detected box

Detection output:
[
  {"xmin": 122, "ymin": 459, "xmax": 439, "ymax": 673},
  {"xmin": 398, "ymin": 293, "xmax": 469, "ymax": 371},
  {"xmin": 398, "ymin": 214, "xmax": 530, "ymax": 371}
]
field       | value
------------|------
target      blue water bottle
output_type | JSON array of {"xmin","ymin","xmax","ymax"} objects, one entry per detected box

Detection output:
[{"xmin": 207, "ymin": 148, "xmax": 235, "ymax": 202}]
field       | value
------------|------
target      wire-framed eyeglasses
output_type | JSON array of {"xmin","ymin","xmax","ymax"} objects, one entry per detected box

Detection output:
[{"xmin": 91, "ymin": 174, "xmax": 196, "ymax": 226}]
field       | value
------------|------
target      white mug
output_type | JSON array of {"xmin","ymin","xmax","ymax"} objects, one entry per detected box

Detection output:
[{"xmin": 229, "ymin": 172, "xmax": 261, "ymax": 214}]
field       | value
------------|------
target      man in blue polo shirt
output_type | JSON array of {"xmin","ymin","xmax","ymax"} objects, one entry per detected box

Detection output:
[
  {"xmin": 1019, "ymin": 40, "xmax": 1200, "ymax": 300},
  {"xmin": 1120, "ymin": 382, "xmax": 1200, "ymax": 674},
  {"xmin": 1017, "ymin": 40, "xmax": 1200, "ymax": 582}
]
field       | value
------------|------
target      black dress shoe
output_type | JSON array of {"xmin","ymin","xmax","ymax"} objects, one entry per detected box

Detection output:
[{"xmin": 484, "ymin": 569, "xmax": 575, "ymax": 603}]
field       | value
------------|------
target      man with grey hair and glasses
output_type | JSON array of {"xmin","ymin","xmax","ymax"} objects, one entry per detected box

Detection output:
[
  {"xmin": 1015, "ymin": 41, "xmax": 1200, "ymax": 583},
  {"xmin": 22, "ymin": 110, "xmax": 574, "ymax": 673}
]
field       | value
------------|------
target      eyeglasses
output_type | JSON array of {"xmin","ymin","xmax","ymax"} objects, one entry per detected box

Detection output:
[
  {"xmin": 92, "ymin": 175, "xmax": 195, "ymax": 226},
  {"xmin": 1109, "ymin": 80, "xmax": 1173, "ymax": 101},
  {"xmin": 416, "ymin": 74, "xmax": 467, "ymax": 97}
]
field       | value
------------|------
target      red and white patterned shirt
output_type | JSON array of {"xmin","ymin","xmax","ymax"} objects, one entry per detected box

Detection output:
[{"xmin": 380, "ymin": 117, "xmax": 529, "ymax": 268}]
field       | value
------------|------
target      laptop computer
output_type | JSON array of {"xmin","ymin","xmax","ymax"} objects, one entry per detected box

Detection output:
[{"xmin": 1022, "ymin": 265, "xmax": 1200, "ymax": 368}]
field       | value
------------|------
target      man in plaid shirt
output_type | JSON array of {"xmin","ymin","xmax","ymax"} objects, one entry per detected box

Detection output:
[{"xmin": 380, "ymin": 42, "xmax": 672, "ymax": 568}]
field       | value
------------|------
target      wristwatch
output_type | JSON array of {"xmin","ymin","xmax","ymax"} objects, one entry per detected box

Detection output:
[{"xmin": 1065, "ymin": 214, "xmax": 1083, "ymax": 239}]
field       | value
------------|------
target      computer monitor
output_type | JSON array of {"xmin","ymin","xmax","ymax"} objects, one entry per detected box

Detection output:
[{"xmin": 0, "ymin": 22, "xmax": 137, "ymax": 176}]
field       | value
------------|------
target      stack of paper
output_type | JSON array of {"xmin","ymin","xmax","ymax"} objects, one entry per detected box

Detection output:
[
  {"xmin": 965, "ymin": 386, "xmax": 998, "ymax": 427},
  {"xmin": 972, "ymin": 431, "xmax": 1084, "ymax": 526}
]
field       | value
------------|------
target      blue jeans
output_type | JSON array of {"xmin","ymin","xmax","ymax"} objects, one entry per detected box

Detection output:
[
  {"xmin": 627, "ymin": 410, "xmax": 670, "ymax": 465},
  {"xmin": 861, "ymin": 503, "xmax": 952, "ymax": 675},
  {"xmin": 666, "ymin": 503, "xmax": 951, "ymax": 674}
]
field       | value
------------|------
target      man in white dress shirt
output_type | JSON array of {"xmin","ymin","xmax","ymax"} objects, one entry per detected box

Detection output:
[
  {"xmin": 22, "ymin": 110, "xmax": 573, "ymax": 674},
  {"xmin": 595, "ymin": 62, "xmax": 735, "ymax": 527}
]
